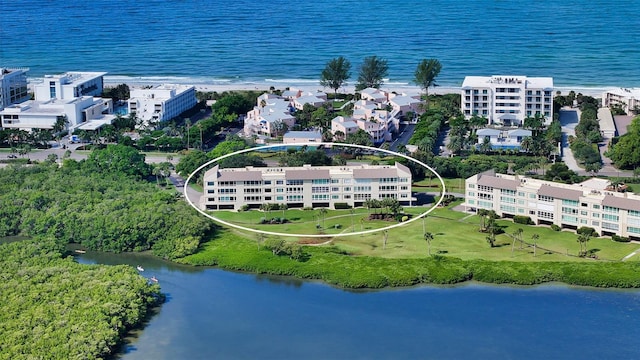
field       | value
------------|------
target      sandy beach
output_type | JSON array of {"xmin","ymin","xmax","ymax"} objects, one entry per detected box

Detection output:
[{"xmin": 103, "ymin": 78, "xmax": 606, "ymax": 98}]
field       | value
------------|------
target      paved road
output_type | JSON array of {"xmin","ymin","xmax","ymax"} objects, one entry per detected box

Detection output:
[
  {"xmin": 390, "ymin": 123, "xmax": 416, "ymax": 152},
  {"xmin": 558, "ymin": 107, "xmax": 632, "ymax": 177}
]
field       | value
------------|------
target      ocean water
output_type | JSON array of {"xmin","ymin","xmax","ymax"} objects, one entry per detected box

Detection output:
[{"xmin": 1, "ymin": 0, "xmax": 639, "ymax": 89}]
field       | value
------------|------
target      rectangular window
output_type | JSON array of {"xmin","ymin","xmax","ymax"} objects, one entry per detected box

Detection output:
[
  {"xmin": 500, "ymin": 204, "xmax": 516, "ymax": 213},
  {"xmin": 287, "ymin": 179, "xmax": 304, "ymax": 185},
  {"xmin": 562, "ymin": 199, "xmax": 579, "ymax": 206},
  {"xmin": 629, "ymin": 210, "xmax": 640, "ymax": 218},
  {"xmin": 264, "ymin": 180, "xmax": 271, "ymax": 185},
  {"xmin": 538, "ymin": 195, "xmax": 554, "ymax": 202},
  {"xmin": 627, "ymin": 226, "xmax": 640, "ymax": 234},
  {"xmin": 312, "ymin": 179, "xmax": 330, "ymax": 184},
  {"xmin": 538, "ymin": 211, "xmax": 554, "ymax": 220},
  {"xmin": 500, "ymin": 196, "xmax": 516, "ymax": 204}
]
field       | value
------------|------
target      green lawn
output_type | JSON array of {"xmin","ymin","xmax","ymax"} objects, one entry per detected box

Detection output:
[
  {"xmin": 207, "ymin": 203, "xmax": 640, "ymax": 263},
  {"xmin": 413, "ymin": 177, "xmax": 465, "ymax": 194}
]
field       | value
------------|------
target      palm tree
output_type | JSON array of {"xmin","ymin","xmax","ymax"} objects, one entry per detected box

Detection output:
[
  {"xmin": 279, "ymin": 203, "xmax": 288, "ymax": 219},
  {"xmin": 424, "ymin": 232, "xmax": 434, "ymax": 256},
  {"xmin": 477, "ymin": 209, "xmax": 488, "ymax": 231},
  {"xmin": 532, "ymin": 234, "xmax": 540, "ymax": 257},
  {"xmin": 318, "ymin": 207, "xmax": 328, "ymax": 229},
  {"xmin": 577, "ymin": 233, "xmax": 590, "ymax": 257}
]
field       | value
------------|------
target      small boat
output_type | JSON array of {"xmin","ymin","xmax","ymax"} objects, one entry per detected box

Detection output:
[
  {"xmin": 136, "ymin": 265, "xmax": 144, "ymax": 272},
  {"xmin": 74, "ymin": 249, "xmax": 86, "ymax": 254},
  {"xmin": 150, "ymin": 276, "xmax": 158, "ymax": 283}
]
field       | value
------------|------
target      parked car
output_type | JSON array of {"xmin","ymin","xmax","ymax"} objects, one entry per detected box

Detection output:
[{"xmin": 7, "ymin": 154, "xmax": 17, "ymax": 159}]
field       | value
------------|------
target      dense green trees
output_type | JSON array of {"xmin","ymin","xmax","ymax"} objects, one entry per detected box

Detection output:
[
  {"xmin": 279, "ymin": 148, "xmax": 333, "ymax": 166},
  {"xmin": 0, "ymin": 239, "xmax": 161, "ymax": 359},
  {"xmin": 86, "ymin": 144, "xmax": 151, "ymax": 179},
  {"xmin": 356, "ymin": 56, "xmax": 389, "ymax": 90},
  {"xmin": 570, "ymin": 100, "xmax": 602, "ymax": 173},
  {"xmin": 606, "ymin": 115, "xmax": 640, "ymax": 169},
  {"xmin": 320, "ymin": 56, "xmax": 352, "ymax": 96},
  {"xmin": 102, "ymin": 83, "xmax": 131, "ymax": 102},
  {"xmin": 0, "ymin": 161, "xmax": 212, "ymax": 259}
]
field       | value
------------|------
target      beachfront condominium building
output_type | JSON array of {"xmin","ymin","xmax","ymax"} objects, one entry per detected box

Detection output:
[
  {"xmin": 34, "ymin": 72, "xmax": 106, "ymax": 101},
  {"xmin": 464, "ymin": 170, "xmax": 640, "ymax": 239},
  {"xmin": 128, "ymin": 84, "xmax": 197, "ymax": 126},
  {"xmin": 602, "ymin": 88, "xmax": 640, "ymax": 115},
  {"xmin": 0, "ymin": 68, "xmax": 30, "ymax": 110},
  {"xmin": 1, "ymin": 71, "xmax": 114, "ymax": 131},
  {"xmin": 201, "ymin": 162, "xmax": 413, "ymax": 211},
  {"xmin": 461, "ymin": 75, "xmax": 554, "ymax": 126},
  {"xmin": 0, "ymin": 96, "xmax": 113, "ymax": 131},
  {"xmin": 128, "ymin": 85, "xmax": 198, "ymax": 125}
]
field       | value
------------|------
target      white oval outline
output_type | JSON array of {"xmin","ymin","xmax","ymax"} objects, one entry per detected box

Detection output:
[{"xmin": 184, "ymin": 142, "xmax": 446, "ymax": 238}]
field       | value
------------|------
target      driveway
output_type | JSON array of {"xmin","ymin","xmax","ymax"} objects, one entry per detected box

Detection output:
[
  {"xmin": 390, "ymin": 123, "xmax": 415, "ymax": 152},
  {"xmin": 558, "ymin": 108, "xmax": 582, "ymax": 172}
]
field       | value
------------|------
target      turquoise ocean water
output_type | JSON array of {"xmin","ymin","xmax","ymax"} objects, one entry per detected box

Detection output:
[{"xmin": 1, "ymin": 0, "xmax": 638, "ymax": 89}]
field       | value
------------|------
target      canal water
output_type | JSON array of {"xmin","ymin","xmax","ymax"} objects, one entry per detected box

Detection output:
[{"xmin": 75, "ymin": 251, "xmax": 640, "ymax": 359}]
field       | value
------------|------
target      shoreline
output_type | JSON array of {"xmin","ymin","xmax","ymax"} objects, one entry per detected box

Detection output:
[
  {"xmin": 26, "ymin": 75, "xmax": 614, "ymax": 98},
  {"xmin": 102, "ymin": 77, "xmax": 609, "ymax": 98}
]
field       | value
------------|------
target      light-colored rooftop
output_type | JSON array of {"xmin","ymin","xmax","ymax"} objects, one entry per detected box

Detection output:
[
  {"xmin": 283, "ymin": 131, "xmax": 322, "ymax": 139},
  {"xmin": 42, "ymin": 71, "xmax": 107, "ymax": 85},
  {"xmin": 604, "ymin": 87, "xmax": 640, "ymax": 99},
  {"xmin": 462, "ymin": 75, "xmax": 553, "ymax": 89},
  {"xmin": 597, "ymin": 107, "xmax": 616, "ymax": 136}
]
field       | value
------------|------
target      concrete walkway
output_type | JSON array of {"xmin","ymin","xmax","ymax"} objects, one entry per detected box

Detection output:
[{"xmin": 621, "ymin": 245, "xmax": 640, "ymax": 261}]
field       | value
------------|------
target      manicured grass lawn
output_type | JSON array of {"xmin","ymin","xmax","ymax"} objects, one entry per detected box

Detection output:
[
  {"xmin": 207, "ymin": 203, "xmax": 640, "ymax": 263},
  {"xmin": 413, "ymin": 177, "xmax": 465, "ymax": 194}
]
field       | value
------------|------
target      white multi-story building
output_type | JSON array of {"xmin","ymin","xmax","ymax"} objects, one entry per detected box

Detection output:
[
  {"xmin": 202, "ymin": 162, "xmax": 413, "ymax": 211},
  {"xmin": 128, "ymin": 84, "xmax": 197, "ymax": 126},
  {"xmin": 34, "ymin": 72, "xmax": 106, "ymax": 101},
  {"xmin": 602, "ymin": 88, "xmax": 640, "ymax": 115},
  {"xmin": 0, "ymin": 68, "xmax": 30, "ymax": 110},
  {"xmin": 1, "ymin": 71, "xmax": 114, "ymax": 131},
  {"xmin": 461, "ymin": 75, "xmax": 554, "ymax": 126},
  {"xmin": 0, "ymin": 97, "xmax": 113, "ymax": 131},
  {"xmin": 464, "ymin": 170, "xmax": 640, "ymax": 239}
]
